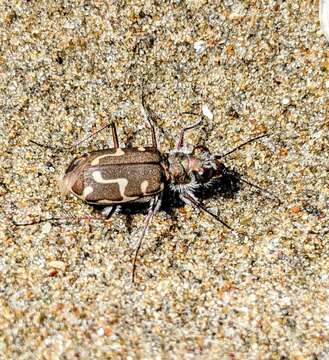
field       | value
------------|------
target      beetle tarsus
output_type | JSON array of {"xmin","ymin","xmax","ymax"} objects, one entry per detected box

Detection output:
[
  {"xmin": 72, "ymin": 122, "xmax": 117, "ymax": 149},
  {"xmin": 29, "ymin": 139, "xmax": 69, "ymax": 152},
  {"xmin": 30, "ymin": 121, "xmax": 118, "ymax": 151},
  {"xmin": 12, "ymin": 215, "xmax": 111, "ymax": 226},
  {"xmin": 240, "ymin": 177, "xmax": 282, "ymax": 205}
]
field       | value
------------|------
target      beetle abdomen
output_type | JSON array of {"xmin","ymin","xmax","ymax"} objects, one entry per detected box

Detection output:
[
  {"xmin": 81, "ymin": 163, "xmax": 165, "ymax": 204},
  {"xmin": 62, "ymin": 147, "xmax": 167, "ymax": 204}
]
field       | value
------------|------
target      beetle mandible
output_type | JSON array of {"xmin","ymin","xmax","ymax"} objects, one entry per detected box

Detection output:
[{"xmin": 60, "ymin": 99, "xmax": 271, "ymax": 282}]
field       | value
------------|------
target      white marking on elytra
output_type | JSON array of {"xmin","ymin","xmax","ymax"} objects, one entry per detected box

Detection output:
[
  {"xmin": 92, "ymin": 170, "xmax": 138, "ymax": 201},
  {"xmin": 91, "ymin": 148, "xmax": 125, "ymax": 166},
  {"xmin": 141, "ymin": 180, "xmax": 149, "ymax": 194},
  {"xmin": 138, "ymin": 146, "xmax": 146, "ymax": 152},
  {"xmin": 82, "ymin": 186, "xmax": 94, "ymax": 198}
]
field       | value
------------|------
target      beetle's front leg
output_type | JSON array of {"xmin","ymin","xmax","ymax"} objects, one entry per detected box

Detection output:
[
  {"xmin": 176, "ymin": 120, "xmax": 203, "ymax": 150},
  {"xmin": 180, "ymin": 192, "xmax": 235, "ymax": 232}
]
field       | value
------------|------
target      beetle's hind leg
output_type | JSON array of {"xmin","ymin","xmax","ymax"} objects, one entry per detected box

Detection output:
[
  {"xmin": 132, "ymin": 193, "xmax": 162, "ymax": 283},
  {"xmin": 140, "ymin": 94, "xmax": 159, "ymax": 150}
]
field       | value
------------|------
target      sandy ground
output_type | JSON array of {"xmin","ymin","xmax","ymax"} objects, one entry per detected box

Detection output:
[{"xmin": 1, "ymin": 1, "xmax": 329, "ymax": 359}]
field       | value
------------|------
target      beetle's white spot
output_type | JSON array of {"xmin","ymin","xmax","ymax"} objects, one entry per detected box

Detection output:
[
  {"xmin": 91, "ymin": 149, "xmax": 125, "ymax": 165},
  {"xmin": 92, "ymin": 171, "xmax": 138, "ymax": 201},
  {"xmin": 141, "ymin": 180, "xmax": 149, "ymax": 194},
  {"xmin": 138, "ymin": 146, "xmax": 146, "ymax": 152},
  {"xmin": 82, "ymin": 186, "xmax": 94, "ymax": 199}
]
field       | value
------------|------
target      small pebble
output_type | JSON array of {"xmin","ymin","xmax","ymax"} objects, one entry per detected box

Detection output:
[
  {"xmin": 193, "ymin": 41, "xmax": 206, "ymax": 54},
  {"xmin": 42, "ymin": 222, "xmax": 52, "ymax": 234},
  {"xmin": 202, "ymin": 104, "xmax": 214, "ymax": 120},
  {"xmin": 48, "ymin": 261, "xmax": 66, "ymax": 271},
  {"xmin": 281, "ymin": 97, "xmax": 291, "ymax": 106},
  {"xmin": 97, "ymin": 328, "xmax": 104, "ymax": 336}
]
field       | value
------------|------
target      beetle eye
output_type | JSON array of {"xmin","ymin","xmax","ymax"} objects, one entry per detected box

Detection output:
[{"xmin": 192, "ymin": 145, "xmax": 209, "ymax": 155}]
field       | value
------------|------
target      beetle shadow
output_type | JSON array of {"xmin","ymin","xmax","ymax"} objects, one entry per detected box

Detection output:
[{"xmin": 194, "ymin": 166, "xmax": 241, "ymax": 202}]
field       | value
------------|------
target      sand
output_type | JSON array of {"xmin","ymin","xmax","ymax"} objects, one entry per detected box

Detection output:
[{"xmin": 1, "ymin": 1, "xmax": 328, "ymax": 358}]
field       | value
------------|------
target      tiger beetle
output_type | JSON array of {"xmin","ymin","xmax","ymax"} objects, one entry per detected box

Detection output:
[{"xmin": 19, "ymin": 98, "xmax": 278, "ymax": 283}]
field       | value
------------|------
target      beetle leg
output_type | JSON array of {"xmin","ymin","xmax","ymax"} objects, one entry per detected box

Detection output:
[
  {"xmin": 70, "ymin": 120, "xmax": 119, "ymax": 149},
  {"xmin": 132, "ymin": 194, "xmax": 162, "ymax": 283},
  {"xmin": 180, "ymin": 193, "xmax": 235, "ymax": 232},
  {"xmin": 29, "ymin": 121, "xmax": 119, "ymax": 151},
  {"xmin": 140, "ymin": 95, "xmax": 159, "ymax": 149},
  {"xmin": 101, "ymin": 205, "xmax": 117, "ymax": 218},
  {"xmin": 176, "ymin": 120, "xmax": 203, "ymax": 150},
  {"xmin": 110, "ymin": 122, "xmax": 119, "ymax": 148},
  {"xmin": 72, "ymin": 123, "xmax": 109, "ymax": 148},
  {"xmin": 12, "ymin": 214, "xmax": 111, "ymax": 226},
  {"xmin": 239, "ymin": 177, "xmax": 282, "ymax": 205}
]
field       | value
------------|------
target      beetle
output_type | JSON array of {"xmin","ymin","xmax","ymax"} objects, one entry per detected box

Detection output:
[{"xmin": 58, "ymin": 101, "xmax": 273, "ymax": 282}]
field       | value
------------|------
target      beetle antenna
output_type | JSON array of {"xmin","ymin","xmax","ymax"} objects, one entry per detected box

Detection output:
[
  {"xmin": 239, "ymin": 177, "xmax": 282, "ymax": 204},
  {"xmin": 217, "ymin": 133, "xmax": 269, "ymax": 159}
]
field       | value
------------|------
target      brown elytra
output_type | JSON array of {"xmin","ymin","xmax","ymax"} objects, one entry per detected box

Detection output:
[{"xmin": 63, "ymin": 147, "xmax": 167, "ymax": 204}]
